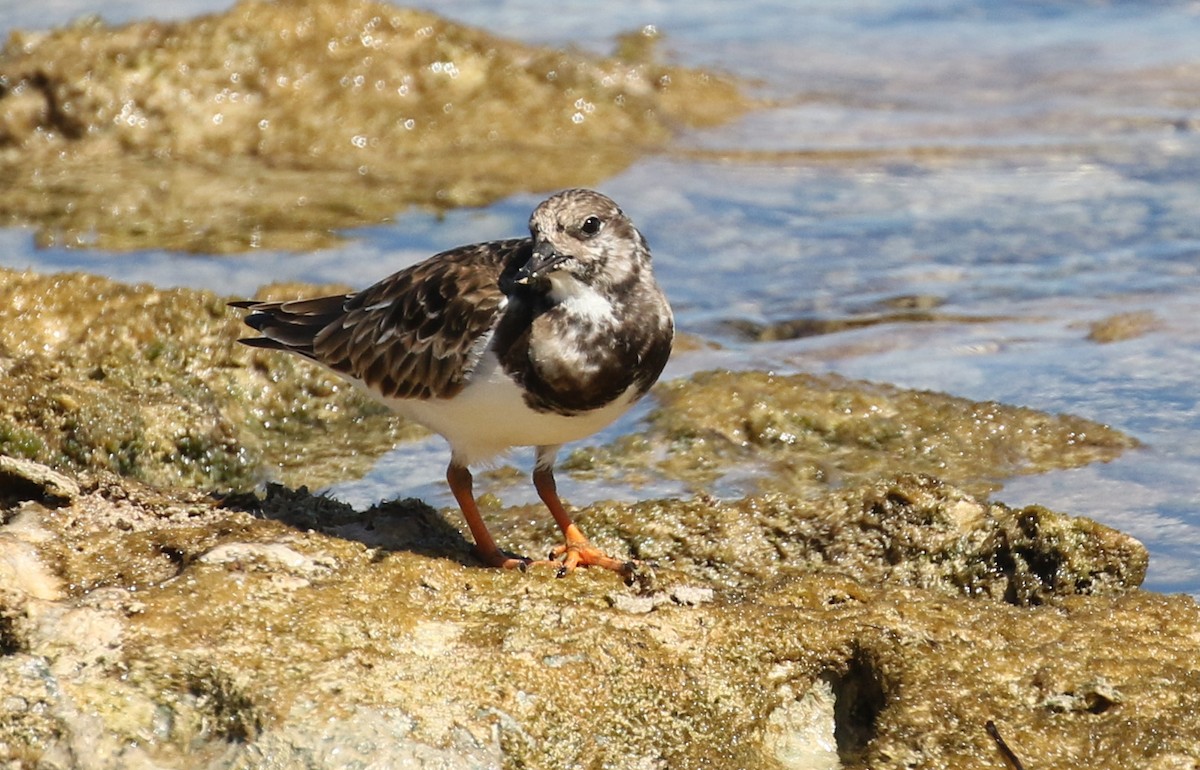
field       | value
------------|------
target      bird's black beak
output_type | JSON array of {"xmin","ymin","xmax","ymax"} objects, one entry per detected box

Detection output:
[{"xmin": 515, "ymin": 240, "xmax": 570, "ymax": 285}]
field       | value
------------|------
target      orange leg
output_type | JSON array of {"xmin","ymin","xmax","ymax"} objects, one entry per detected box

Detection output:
[
  {"xmin": 447, "ymin": 463, "xmax": 528, "ymax": 569},
  {"xmin": 532, "ymin": 465, "xmax": 633, "ymax": 576}
]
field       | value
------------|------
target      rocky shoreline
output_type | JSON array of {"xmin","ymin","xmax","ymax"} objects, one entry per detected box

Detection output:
[
  {"xmin": 1, "ymin": 266, "xmax": 1195, "ymax": 769},
  {"xmin": 3, "ymin": 450, "xmax": 1195, "ymax": 769},
  {"xmin": 1, "ymin": 1, "xmax": 1196, "ymax": 767}
]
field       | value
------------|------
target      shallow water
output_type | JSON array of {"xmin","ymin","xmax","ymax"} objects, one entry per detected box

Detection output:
[{"xmin": 2, "ymin": 0, "xmax": 1199, "ymax": 594}]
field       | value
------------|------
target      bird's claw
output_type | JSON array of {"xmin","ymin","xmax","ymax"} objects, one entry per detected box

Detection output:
[
  {"xmin": 539, "ymin": 541, "xmax": 636, "ymax": 577},
  {"xmin": 475, "ymin": 547, "xmax": 532, "ymax": 571}
]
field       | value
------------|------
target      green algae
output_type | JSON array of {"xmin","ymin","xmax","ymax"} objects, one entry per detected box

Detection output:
[
  {"xmin": 567, "ymin": 370, "xmax": 1139, "ymax": 499},
  {"xmin": 475, "ymin": 473, "xmax": 1147, "ymax": 603},
  {"xmin": 0, "ymin": 268, "xmax": 420, "ymax": 490},
  {"xmin": 0, "ymin": 0, "xmax": 747, "ymax": 253}
]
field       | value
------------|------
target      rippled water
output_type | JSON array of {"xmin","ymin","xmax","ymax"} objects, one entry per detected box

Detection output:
[{"xmin": 3, "ymin": 0, "xmax": 1199, "ymax": 594}]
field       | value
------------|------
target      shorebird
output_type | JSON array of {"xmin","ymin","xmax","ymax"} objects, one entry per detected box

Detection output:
[{"xmin": 232, "ymin": 189, "xmax": 673, "ymax": 574}]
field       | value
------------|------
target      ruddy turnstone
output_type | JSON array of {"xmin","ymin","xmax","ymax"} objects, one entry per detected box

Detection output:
[{"xmin": 231, "ymin": 189, "xmax": 673, "ymax": 574}]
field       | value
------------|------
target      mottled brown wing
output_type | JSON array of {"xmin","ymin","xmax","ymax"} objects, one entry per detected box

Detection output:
[{"xmin": 236, "ymin": 238, "xmax": 530, "ymax": 400}]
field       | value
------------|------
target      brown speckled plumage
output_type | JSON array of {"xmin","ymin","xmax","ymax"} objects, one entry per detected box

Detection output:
[
  {"xmin": 234, "ymin": 239, "xmax": 524, "ymax": 400},
  {"xmin": 232, "ymin": 189, "xmax": 674, "ymax": 574}
]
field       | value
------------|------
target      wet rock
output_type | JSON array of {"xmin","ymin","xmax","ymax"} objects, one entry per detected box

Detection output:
[
  {"xmin": 1085, "ymin": 310, "xmax": 1160, "ymax": 343},
  {"xmin": 519, "ymin": 474, "xmax": 1147, "ymax": 602},
  {"xmin": 0, "ymin": 0, "xmax": 746, "ymax": 253},
  {"xmin": 569, "ymin": 369, "xmax": 1138, "ymax": 499},
  {"xmin": 0, "ymin": 265, "xmax": 1139, "ymax": 506},
  {"xmin": 724, "ymin": 308, "xmax": 1009, "ymax": 342}
]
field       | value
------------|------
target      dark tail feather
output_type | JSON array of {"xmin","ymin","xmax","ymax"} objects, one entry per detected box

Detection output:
[{"xmin": 228, "ymin": 295, "xmax": 351, "ymax": 358}]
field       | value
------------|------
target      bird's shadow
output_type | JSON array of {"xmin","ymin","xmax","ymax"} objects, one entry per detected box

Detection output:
[{"xmin": 220, "ymin": 483, "xmax": 481, "ymax": 567}]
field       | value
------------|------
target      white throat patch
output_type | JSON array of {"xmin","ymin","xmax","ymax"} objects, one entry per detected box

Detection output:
[{"xmin": 547, "ymin": 273, "xmax": 617, "ymax": 324}]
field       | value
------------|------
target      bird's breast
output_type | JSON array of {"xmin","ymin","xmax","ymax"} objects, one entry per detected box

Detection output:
[{"xmin": 491, "ymin": 275, "xmax": 672, "ymax": 417}]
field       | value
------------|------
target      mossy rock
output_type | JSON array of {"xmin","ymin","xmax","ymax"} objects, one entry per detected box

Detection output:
[
  {"xmin": 0, "ymin": 0, "xmax": 747, "ymax": 252},
  {"xmin": 568, "ymin": 369, "xmax": 1138, "ymax": 499},
  {"xmin": 0, "ymin": 268, "xmax": 419, "ymax": 489}
]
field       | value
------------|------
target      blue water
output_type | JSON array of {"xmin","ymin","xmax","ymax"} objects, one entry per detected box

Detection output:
[{"xmin": 2, "ymin": 0, "xmax": 1198, "ymax": 594}]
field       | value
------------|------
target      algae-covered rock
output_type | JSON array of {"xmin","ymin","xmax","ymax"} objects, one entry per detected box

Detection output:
[
  {"xmin": 1, "ymin": 268, "xmax": 1139, "ymax": 504},
  {"xmin": 0, "ymin": 268, "xmax": 419, "ymax": 489},
  {"xmin": 0, "ymin": 267, "xmax": 1171, "ymax": 768},
  {"xmin": 724, "ymin": 303, "xmax": 1010, "ymax": 342},
  {"xmin": 0, "ymin": 467, "xmax": 1191, "ymax": 770},
  {"xmin": 536, "ymin": 474, "xmax": 1148, "ymax": 602},
  {"xmin": 0, "ymin": 0, "xmax": 746, "ymax": 252},
  {"xmin": 568, "ymin": 369, "xmax": 1138, "ymax": 499},
  {"xmin": 1085, "ymin": 310, "xmax": 1161, "ymax": 343}
]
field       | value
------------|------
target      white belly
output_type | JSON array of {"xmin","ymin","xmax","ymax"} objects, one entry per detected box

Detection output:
[{"xmin": 379, "ymin": 350, "xmax": 638, "ymax": 467}]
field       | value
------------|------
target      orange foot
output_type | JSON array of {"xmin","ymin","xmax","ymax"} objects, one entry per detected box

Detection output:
[
  {"xmin": 535, "ymin": 529, "xmax": 635, "ymax": 577},
  {"xmin": 550, "ymin": 541, "xmax": 635, "ymax": 576}
]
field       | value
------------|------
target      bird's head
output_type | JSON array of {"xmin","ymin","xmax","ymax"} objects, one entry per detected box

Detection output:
[{"xmin": 514, "ymin": 189, "xmax": 649, "ymax": 295}]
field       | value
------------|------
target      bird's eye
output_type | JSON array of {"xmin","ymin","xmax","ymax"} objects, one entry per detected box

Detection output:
[{"xmin": 579, "ymin": 216, "xmax": 603, "ymax": 236}]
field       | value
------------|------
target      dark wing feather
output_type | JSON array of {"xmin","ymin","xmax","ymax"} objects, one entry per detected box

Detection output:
[{"xmin": 233, "ymin": 238, "xmax": 531, "ymax": 400}]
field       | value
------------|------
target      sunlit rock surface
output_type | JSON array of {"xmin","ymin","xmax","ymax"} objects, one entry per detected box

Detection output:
[{"xmin": 2, "ymin": 461, "xmax": 1193, "ymax": 770}]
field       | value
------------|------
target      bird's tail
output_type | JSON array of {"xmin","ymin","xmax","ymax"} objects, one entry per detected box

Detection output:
[{"xmin": 228, "ymin": 295, "xmax": 351, "ymax": 359}]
